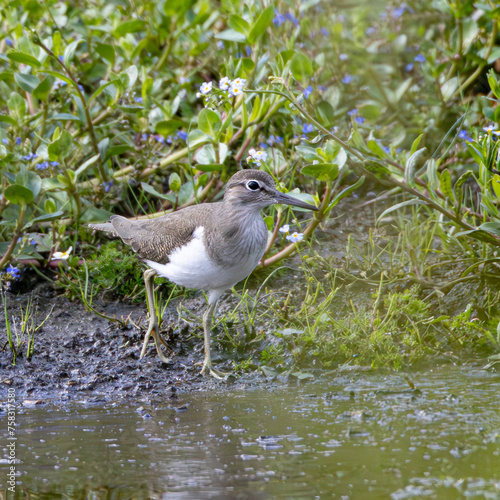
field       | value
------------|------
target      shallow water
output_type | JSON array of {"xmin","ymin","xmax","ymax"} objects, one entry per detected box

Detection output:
[{"xmin": 1, "ymin": 364, "xmax": 500, "ymax": 499}]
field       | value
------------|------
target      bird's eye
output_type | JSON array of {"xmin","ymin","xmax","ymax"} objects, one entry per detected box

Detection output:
[{"xmin": 246, "ymin": 180, "xmax": 260, "ymax": 191}]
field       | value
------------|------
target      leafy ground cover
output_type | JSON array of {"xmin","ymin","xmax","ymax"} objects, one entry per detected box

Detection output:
[{"xmin": 1, "ymin": 0, "xmax": 500, "ymax": 371}]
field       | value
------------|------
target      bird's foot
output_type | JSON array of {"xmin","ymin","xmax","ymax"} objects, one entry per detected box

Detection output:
[
  {"xmin": 198, "ymin": 359, "xmax": 231, "ymax": 380},
  {"xmin": 140, "ymin": 323, "xmax": 172, "ymax": 364}
]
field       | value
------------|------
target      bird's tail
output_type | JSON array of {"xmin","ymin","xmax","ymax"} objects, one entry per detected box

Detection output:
[{"xmin": 88, "ymin": 222, "xmax": 119, "ymax": 237}]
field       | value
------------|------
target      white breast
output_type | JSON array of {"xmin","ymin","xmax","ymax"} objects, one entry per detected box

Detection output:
[{"xmin": 144, "ymin": 226, "xmax": 261, "ymax": 294}]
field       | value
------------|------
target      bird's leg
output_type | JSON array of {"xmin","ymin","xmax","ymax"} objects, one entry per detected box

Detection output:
[
  {"xmin": 200, "ymin": 300, "xmax": 230, "ymax": 379},
  {"xmin": 140, "ymin": 268, "xmax": 171, "ymax": 363}
]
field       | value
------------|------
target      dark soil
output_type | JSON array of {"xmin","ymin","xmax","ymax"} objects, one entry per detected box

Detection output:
[{"xmin": 0, "ymin": 191, "xmax": 380, "ymax": 403}]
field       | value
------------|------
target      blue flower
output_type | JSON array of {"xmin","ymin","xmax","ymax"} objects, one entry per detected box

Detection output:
[
  {"xmin": 339, "ymin": 53, "xmax": 348, "ymax": 61},
  {"xmin": 347, "ymin": 108, "xmax": 358, "ymax": 116},
  {"xmin": 2, "ymin": 138, "xmax": 8, "ymax": 144},
  {"xmin": 285, "ymin": 13, "xmax": 299, "ymax": 27},
  {"xmin": 354, "ymin": 116, "xmax": 365, "ymax": 124},
  {"xmin": 414, "ymin": 54, "xmax": 425, "ymax": 63},
  {"xmin": 5, "ymin": 265, "xmax": 21, "ymax": 280},
  {"xmin": 320, "ymin": 27, "xmax": 328, "ymax": 36},
  {"xmin": 22, "ymin": 153, "xmax": 37, "ymax": 161},
  {"xmin": 245, "ymin": 46, "xmax": 252, "ymax": 56},
  {"xmin": 286, "ymin": 232, "xmax": 304, "ymax": 243},
  {"xmin": 53, "ymin": 79, "xmax": 67, "ymax": 89},
  {"xmin": 177, "ymin": 131, "xmax": 187, "ymax": 141},
  {"xmin": 16, "ymin": 137, "xmax": 21, "ymax": 145},
  {"xmin": 135, "ymin": 96, "xmax": 143, "ymax": 103},
  {"xmin": 142, "ymin": 133, "xmax": 149, "ymax": 141},
  {"xmin": 103, "ymin": 181, "xmax": 113, "ymax": 193},
  {"xmin": 216, "ymin": 41, "xmax": 224, "ymax": 50},
  {"xmin": 318, "ymin": 85, "xmax": 326, "ymax": 92},
  {"xmin": 341, "ymin": 75, "xmax": 352, "ymax": 84},
  {"xmin": 458, "ymin": 130, "xmax": 473, "ymax": 142},
  {"xmin": 36, "ymin": 161, "xmax": 49, "ymax": 170},
  {"xmin": 405, "ymin": 63, "xmax": 414, "ymax": 72},
  {"xmin": 50, "ymin": 161, "xmax": 60, "ymax": 167},
  {"xmin": 383, "ymin": 145, "xmax": 390, "ymax": 154},
  {"xmin": 303, "ymin": 86, "xmax": 313, "ymax": 99},
  {"xmin": 303, "ymin": 123, "xmax": 314, "ymax": 134},
  {"xmin": 391, "ymin": 5, "xmax": 406, "ymax": 18},
  {"xmin": 6, "ymin": 39, "xmax": 13, "ymax": 47},
  {"xmin": 365, "ymin": 27, "xmax": 377, "ymax": 35},
  {"xmin": 273, "ymin": 11, "xmax": 285, "ymax": 26}
]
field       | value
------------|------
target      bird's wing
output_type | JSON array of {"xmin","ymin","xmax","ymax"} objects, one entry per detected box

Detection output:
[{"xmin": 109, "ymin": 209, "xmax": 206, "ymax": 264}]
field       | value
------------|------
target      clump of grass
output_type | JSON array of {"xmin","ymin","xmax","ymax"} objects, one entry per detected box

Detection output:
[
  {"xmin": 81, "ymin": 241, "xmax": 148, "ymax": 302},
  {"xmin": 2, "ymin": 292, "xmax": 53, "ymax": 365}
]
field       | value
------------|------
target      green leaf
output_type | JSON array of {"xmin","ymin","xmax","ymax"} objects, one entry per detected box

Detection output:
[
  {"xmin": 140, "ymin": 182, "xmax": 172, "ymax": 201},
  {"xmin": 196, "ymin": 144, "xmax": 217, "ymax": 164},
  {"xmin": 155, "ymin": 119, "xmax": 183, "ymax": 136},
  {"xmin": 248, "ymin": 6, "xmax": 274, "ymax": 44},
  {"xmin": 439, "ymin": 169, "xmax": 455, "ymax": 202},
  {"xmin": 7, "ymin": 50, "xmax": 41, "ymax": 68},
  {"xmin": 228, "ymin": 14, "xmax": 250, "ymax": 35},
  {"xmin": 405, "ymin": 147, "xmax": 427, "ymax": 188},
  {"xmin": 114, "ymin": 19, "xmax": 145, "ymax": 37},
  {"xmin": 95, "ymin": 43, "xmax": 116, "ymax": 65},
  {"xmin": 328, "ymin": 176, "xmax": 365, "ymax": 211},
  {"xmin": 409, "ymin": 134, "xmax": 423, "ymax": 156},
  {"xmin": 33, "ymin": 76, "xmax": 53, "ymax": 101},
  {"xmin": 214, "ymin": 29, "xmax": 247, "ymax": 43},
  {"xmin": 39, "ymin": 70, "xmax": 80, "ymax": 92},
  {"xmin": 198, "ymin": 108, "xmax": 221, "ymax": 139},
  {"xmin": 367, "ymin": 140, "xmax": 388, "ymax": 159},
  {"xmin": 14, "ymin": 73, "xmax": 39, "ymax": 93},
  {"xmin": 169, "ymin": 173, "xmax": 181, "ymax": 192},
  {"xmin": 478, "ymin": 222, "xmax": 500, "ymax": 238},
  {"xmin": 315, "ymin": 101, "xmax": 334, "ymax": 127},
  {"xmin": 301, "ymin": 163, "xmax": 339, "ymax": 181},
  {"xmin": 377, "ymin": 199, "xmax": 425, "ymax": 224},
  {"xmin": 8, "ymin": 92, "xmax": 27, "ymax": 121},
  {"xmin": 487, "ymin": 69, "xmax": 500, "ymax": 100},
  {"xmin": 187, "ymin": 129, "xmax": 211, "ymax": 148},
  {"xmin": 89, "ymin": 80, "xmax": 119, "ymax": 104},
  {"xmin": 104, "ymin": 144, "xmax": 131, "ymax": 161},
  {"xmin": 164, "ymin": 0, "xmax": 196, "ymax": 16},
  {"xmin": 75, "ymin": 154, "xmax": 100, "ymax": 177},
  {"xmin": 49, "ymin": 113, "xmax": 82, "ymax": 122},
  {"xmin": 359, "ymin": 103, "xmax": 381, "ymax": 120},
  {"xmin": 4, "ymin": 184, "xmax": 34, "ymax": 205},
  {"xmin": 363, "ymin": 160, "xmax": 391, "ymax": 178},
  {"xmin": 290, "ymin": 52, "xmax": 313, "ymax": 82},
  {"xmin": 26, "ymin": 171, "xmax": 42, "ymax": 199},
  {"xmin": 81, "ymin": 207, "xmax": 114, "ymax": 223},
  {"xmin": 195, "ymin": 164, "xmax": 224, "ymax": 172},
  {"xmin": 48, "ymin": 130, "xmax": 73, "ymax": 161},
  {"xmin": 23, "ymin": 211, "xmax": 65, "ymax": 229},
  {"xmin": 454, "ymin": 170, "xmax": 474, "ymax": 193},
  {"xmin": 0, "ymin": 115, "xmax": 17, "ymax": 126},
  {"xmin": 63, "ymin": 39, "xmax": 83, "ymax": 67}
]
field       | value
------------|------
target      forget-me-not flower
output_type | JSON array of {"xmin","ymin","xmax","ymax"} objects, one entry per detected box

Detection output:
[
  {"xmin": 286, "ymin": 232, "xmax": 304, "ymax": 243},
  {"xmin": 303, "ymin": 86, "xmax": 313, "ymax": 99}
]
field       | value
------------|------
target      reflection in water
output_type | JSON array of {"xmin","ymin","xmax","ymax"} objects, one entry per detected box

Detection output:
[{"xmin": 2, "ymin": 365, "xmax": 500, "ymax": 499}]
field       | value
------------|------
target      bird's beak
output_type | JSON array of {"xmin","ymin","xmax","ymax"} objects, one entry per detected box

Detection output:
[{"xmin": 274, "ymin": 191, "xmax": 318, "ymax": 211}]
